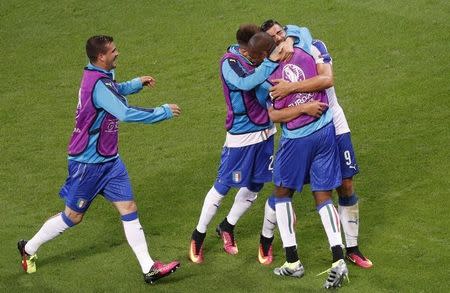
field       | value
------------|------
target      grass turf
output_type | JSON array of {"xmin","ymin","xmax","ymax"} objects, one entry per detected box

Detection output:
[{"xmin": 0, "ymin": 0, "xmax": 449, "ymax": 291}]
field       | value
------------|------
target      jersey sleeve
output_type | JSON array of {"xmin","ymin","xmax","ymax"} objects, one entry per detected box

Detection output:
[
  {"xmin": 116, "ymin": 77, "xmax": 143, "ymax": 95},
  {"xmin": 221, "ymin": 58, "xmax": 278, "ymax": 91},
  {"xmin": 255, "ymin": 81, "xmax": 272, "ymax": 107},
  {"xmin": 93, "ymin": 79, "xmax": 173, "ymax": 124},
  {"xmin": 285, "ymin": 24, "xmax": 313, "ymax": 53},
  {"xmin": 311, "ymin": 39, "xmax": 333, "ymax": 64}
]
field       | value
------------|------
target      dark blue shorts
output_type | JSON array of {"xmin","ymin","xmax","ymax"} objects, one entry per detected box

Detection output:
[
  {"xmin": 216, "ymin": 136, "xmax": 274, "ymax": 188},
  {"xmin": 59, "ymin": 157, "xmax": 134, "ymax": 212},
  {"xmin": 274, "ymin": 123, "xmax": 341, "ymax": 192},
  {"xmin": 336, "ymin": 132, "xmax": 359, "ymax": 179}
]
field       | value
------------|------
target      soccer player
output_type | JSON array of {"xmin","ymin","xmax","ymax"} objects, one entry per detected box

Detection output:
[
  {"xmin": 18, "ymin": 35, "xmax": 181, "ymax": 284},
  {"xmin": 260, "ymin": 20, "xmax": 373, "ymax": 269},
  {"xmin": 188, "ymin": 24, "xmax": 324, "ymax": 263},
  {"xmin": 248, "ymin": 32, "xmax": 348, "ymax": 289}
]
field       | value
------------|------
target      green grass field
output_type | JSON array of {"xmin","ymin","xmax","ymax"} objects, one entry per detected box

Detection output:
[{"xmin": 1, "ymin": 0, "xmax": 449, "ymax": 292}]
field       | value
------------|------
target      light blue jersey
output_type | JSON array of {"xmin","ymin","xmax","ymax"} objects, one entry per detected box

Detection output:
[
  {"xmin": 285, "ymin": 25, "xmax": 313, "ymax": 54},
  {"xmin": 220, "ymin": 45, "xmax": 278, "ymax": 134},
  {"xmin": 68, "ymin": 63, "xmax": 173, "ymax": 163}
]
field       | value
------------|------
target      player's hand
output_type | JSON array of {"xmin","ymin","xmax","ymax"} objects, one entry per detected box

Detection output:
[
  {"xmin": 168, "ymin": 104, "xmax": 181, "ymax": 117},
  {"xmin": 269, "ymin": 79, "xmax": 296, "ymax": 99},
  {"xmin": 140, "ymin": 76, "xmax": 156, "ymax": 88},
  {"xmin": 269, "ymin": 45, "xmax": 282, "ymax": 62},
  {"xmin": 302, "ymin": 100, "xmax": 328, "ymax": 118},
  {"xmin": 277, "ymin": 38, "xmax": 294, "ymax": 61}
]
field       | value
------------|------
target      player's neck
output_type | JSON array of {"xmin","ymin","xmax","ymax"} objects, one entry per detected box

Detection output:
[{"xmin": 92, "ymin": 61, "xmax": 111, "ymax": 72}]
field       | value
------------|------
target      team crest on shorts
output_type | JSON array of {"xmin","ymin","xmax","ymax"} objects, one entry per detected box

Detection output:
[
  {"xmin": 77, "ymin": 199, "xmax": 87, "ymax": 209},
  {"xmin": 232, "ymin": 171, "xmax": 242, "ymax": 183}
]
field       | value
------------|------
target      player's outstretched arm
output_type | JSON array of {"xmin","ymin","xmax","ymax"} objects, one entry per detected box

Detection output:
[
  {"xmin": 94, "ymin": 79, "xmax": 179, "ymax": 124},
  {"xmin": 268, "ymin": 100, "xmax": 327, "ymax": 123},
  {"xmin": 116, "ymin": 76, "xmax": 156, "ymax": 96}
]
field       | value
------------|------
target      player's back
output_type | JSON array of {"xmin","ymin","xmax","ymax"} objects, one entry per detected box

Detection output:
[{"xmin": 219, "ymin": 45, "xmax": 273, "ymax": 135}]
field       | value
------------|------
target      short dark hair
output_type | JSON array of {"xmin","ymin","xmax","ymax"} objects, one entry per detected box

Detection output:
[
  {"xmin": 86, "ymin": 35, "xmax": 114, "ymax": 62},
  {"xmin": 260, "ymin": 19, "xmax": 282, "ymax": 32},
  {"xmin": 248, "ymin": 32, "xmax": 276, "ymax": 56},
  {"xmin": 236, "ymin": 24, "xmax": 261, "ymax": 48}
]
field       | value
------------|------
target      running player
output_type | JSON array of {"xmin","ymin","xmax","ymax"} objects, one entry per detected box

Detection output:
[{"xmin": 18, "ymin": 35, "xmax": 181, "ymax": 284}]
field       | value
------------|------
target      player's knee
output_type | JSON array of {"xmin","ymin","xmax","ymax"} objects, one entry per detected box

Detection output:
[
  {"xmin": 115, "ymin": 201, "xmax": 137, "ymax": 215},
  {"xmin": 64, "ymin": 210, "xmax": 84, "ymax": 225},
  {"xmin": 338, "ymin": 178, "xmax": 354, "ymax": 197},
  {"xmin": 124, "ymin": 201, "xmax": 137, "ymax": 211},
  {"xmin": 313, "ymin": 191, "xmax": 333, "ymax": 206},
  {"xmin": 274, "ymin": 186, "xmax": 293, "ymax": 198}
]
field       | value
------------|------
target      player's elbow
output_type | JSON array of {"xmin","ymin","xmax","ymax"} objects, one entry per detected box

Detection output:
[
  {"xmin": 235, "ymin": 78, "xmax": 262, "ymax": 91},
  {"xmin": 114, "ymin": 109, "xmax": 131, "ymax": 122},
  {"xmin": 323, "ymin": 75, "xmax": 334, "ymax": 88},
  {"xmin": 237, "ymin": 83, "xmax": 256, "ymax": 91},
  {"xmin": 317, "ymin": 63, "xmax": 334, "ymax": 89}
]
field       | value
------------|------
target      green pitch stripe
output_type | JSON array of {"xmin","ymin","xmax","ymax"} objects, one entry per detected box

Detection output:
[
  {"xmin": 286, "ymin": 203, "xmax": 293, "ymax": 234},
  {"xmin": 326, "ymin": 205, "xmax": 337, "ymax": 233}
]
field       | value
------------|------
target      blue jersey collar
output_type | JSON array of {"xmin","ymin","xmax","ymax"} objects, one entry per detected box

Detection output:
[{"xmin": 86, "ymin": 63, "xmax": 115, "ymax": 79}]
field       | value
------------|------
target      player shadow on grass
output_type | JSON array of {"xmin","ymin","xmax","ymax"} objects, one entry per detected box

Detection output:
[
  {"xmin": 37, "ymin": 239, "xmax": 124, "ymax": 267},
  {"xmin": 34, "ymin": 240, "xmax": 193, "ymax": 284},
  {"xmin": 1, "ymin": 272, "xmax": 56, "ymax": 292}
]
